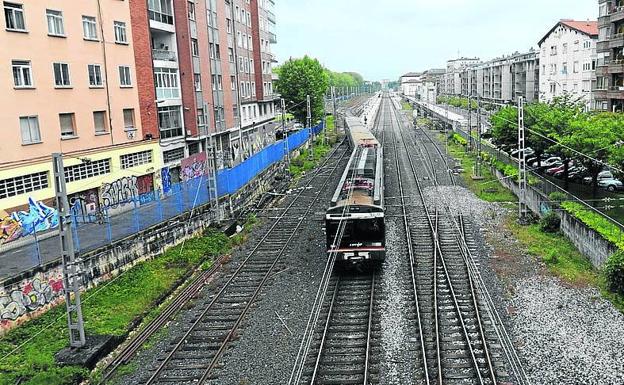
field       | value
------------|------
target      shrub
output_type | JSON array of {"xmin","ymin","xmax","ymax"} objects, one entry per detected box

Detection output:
[
  {"xmin": 561, "ymin": 201, "xmax": 624, "ymax": 248},
  {"xmin": 604, "ymin": 250, "xmax": 624, "ymax": 295},
  {"xmin": 549, "ymin": 191, "xmax": 567, "ymax": 203},
  {"xmin": 540, "ymin": 211, "xmax": 561, "ymax": 233}
]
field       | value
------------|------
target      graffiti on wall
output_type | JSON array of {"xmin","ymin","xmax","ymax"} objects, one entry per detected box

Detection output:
[
  {"xmin": 100, "ymin": 176, "xmax": 139, "ymax": 209},
  {"xmin": 161, "ymin": 167, "xmax": 172, "ymax": 195},
  {"xmin": 0, "ymin": 276, "xmax": 64, "ymax": 326},
  {"xmin": 0, "ymin": 198, "xmax": 59, "ymax": 245},
  {"xmin": 181, "ymin": 152, "xmax": 207, "ymax": 182},
  {"xmin": 100, "ymin": 175, "xmax": 155, "ymax": 209},
  {"xmin": 69, "ymin": 188, "xmax": 100, "ymax": 223}
]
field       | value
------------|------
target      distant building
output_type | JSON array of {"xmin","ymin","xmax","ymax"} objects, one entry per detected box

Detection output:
[
  {"xmin": 400, "ymin": 72, "xmax": 422, "ymax": 97},
  {"xmin": 442, "ymin": 58, "xmax": 480, "ymax": 95},
  {"xmin": 595, "ymin": 1, "xmax": 624, "ymax": 111},
  {"xmin": 538, "ymin": 19, "xmax": 598, "ymax": 109}
]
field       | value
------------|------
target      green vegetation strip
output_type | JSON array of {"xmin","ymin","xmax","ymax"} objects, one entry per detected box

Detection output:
[
  {"xmin": 561, "ymin": 201, "xmax": 624, "ymax": 249},
  {"xmin": 401, "ymin": 101, "xmax": 413, "ymax": 111},
  {"xmin": 289, "ymin": 131, "xmax": 335, "ymax": 179},
  {"xmin": 0, "ymin": 229, "xmax": 232, "ymax": 385}
]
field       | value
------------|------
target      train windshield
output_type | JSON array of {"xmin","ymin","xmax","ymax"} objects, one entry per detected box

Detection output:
[{"xmin": 326, "ymin": 217, "xmax": 385, "ymax": 249}]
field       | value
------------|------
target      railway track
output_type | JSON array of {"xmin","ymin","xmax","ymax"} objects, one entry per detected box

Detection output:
[
  {"xmin": 383, "ymin": 95, "xmax": 502, "ymax": 385},
  {"xmin": 296, "ymin": 274, "xmax": 380, "ymax": 385},
  {"xmin": 103, "ymin": 140, "xmax": 351, "ymax": 385}
]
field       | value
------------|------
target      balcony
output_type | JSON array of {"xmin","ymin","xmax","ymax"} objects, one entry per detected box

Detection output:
[
  {"xmin": 152, "ymin": 49, "xmax": 177, "ymax": 62},
  {"xmin": 160, "ymin": 127, "xmax": 183, "ymax": 139},
  {"xmin": 610, "ymin": 5, "xmax": 624, "ymax": 21},
  {"xmin": 269, "ymin": 32, "xmax": 277, "ymax": 44}
]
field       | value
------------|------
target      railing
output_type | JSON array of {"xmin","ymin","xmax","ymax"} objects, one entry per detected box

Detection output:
[
  {"xmin": 160, "ymin": 127, "xmax": 183, "ymax": 139},
  {"xmin": 149, "ymin": 10, "xmax": 174, "ymax": 25},
  {"xmin": 609, "ymin": 5, "xmax": 624, "ymax": 14},
  {"xmin": 152, "ymin": 49, "xmax": 177, "ymax": 61}
]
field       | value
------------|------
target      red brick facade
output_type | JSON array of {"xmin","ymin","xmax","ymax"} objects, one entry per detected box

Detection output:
[
  {"xmin": 129, "ymin": 0, "xmax": 159, "ymax": 139},
  {"xmin": 173, "ymin": 0, "xmax": 198, "ymax": 137}
]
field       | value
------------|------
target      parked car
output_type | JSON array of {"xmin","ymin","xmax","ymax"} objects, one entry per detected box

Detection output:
[
  {"xmin": 293, "ymin": 123, "xmax": 304, "ymax": 130},
  {"xmin": 546, "ymin": 161, "xmax": 574, "ymax": 176},
  {"xmin": 598, "ymin": 178, "xmax": 624, "ymax": 192},
  {"xmin": 511, "ymin": 147, "xmax": 534, "ymax": 159},
  {"xmin": 531, "ymin": 156, "xmax": 561, "ymax": 169},
  {"xmin": 583, "ymin": 170, "xmax": 615, "ymax": 185}
]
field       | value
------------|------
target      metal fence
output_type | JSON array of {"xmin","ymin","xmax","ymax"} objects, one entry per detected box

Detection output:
[{"xmin": 0, "ymin": 123, "xmax": 324, "ymax": 280}]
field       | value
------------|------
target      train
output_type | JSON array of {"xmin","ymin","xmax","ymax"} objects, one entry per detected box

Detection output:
[{"xmin": 325, "ymin": 114, "xmax": 385, "ymax": 266}]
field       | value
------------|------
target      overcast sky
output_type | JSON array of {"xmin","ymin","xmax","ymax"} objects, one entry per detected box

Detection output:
[{"xmin": 274, "ymin": 0, "xmax": 598, "ymax": 81}]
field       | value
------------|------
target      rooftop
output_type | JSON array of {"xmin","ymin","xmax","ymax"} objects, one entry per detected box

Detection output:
[{"xmin": 538, "ymin": 19, "xmax": 598, "ymax": 46}]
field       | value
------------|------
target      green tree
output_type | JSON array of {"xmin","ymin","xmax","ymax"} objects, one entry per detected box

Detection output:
[
  {"xmin": 490, "ymin": 106, "xmax": 518, "ymax": 149},
  {"xmin": 275, "ymin": 56, "xmax": 330, "ymax": 125}
]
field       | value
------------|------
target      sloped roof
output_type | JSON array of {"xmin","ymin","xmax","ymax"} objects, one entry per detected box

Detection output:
[
  {"xmin": 401, "ymin": 72, "xmax": 421, "ymax": 78},
  {"xmin": 538, "ymin": 19, "xmax": 598, "ymax": 46}
]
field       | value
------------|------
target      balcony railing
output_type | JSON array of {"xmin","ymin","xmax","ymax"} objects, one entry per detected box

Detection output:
[
  {"xmin": 149, "ymin": 10, "xmax": 174, "ymax": 25},
  {"xmin": 160, "ymin": 127, "xmax": 183, "ymax": 139},
  {"xmin": 609, "ymin": 5, "xmax": 624, "ymax": 15},
  {"xmin": 153, "ymin": 49, "xmax": 176, "ymax": 61}
]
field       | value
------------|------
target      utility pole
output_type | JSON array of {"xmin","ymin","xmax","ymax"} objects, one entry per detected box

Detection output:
[
  {"xmin": 331, "ymin": 86, "xmax": 337, "ymax": 135},
  {"xmin": 307, "ymin": 94, "xmax": 313, "ymax": 160},
  {"xmin": 517, "ymin": 96, "xmax": 529, "ymax": 223},
  {"xmin": 204, "ymin": 103, "xmax": 220, "ymax": 222},
  {"xmin": 281, "ymin": 98, "xmax": 290, "ymax": 166},
  {"xmin": 467, "ymin": 95, "xmax": 473, "ymax": 152},
  {"xmin": 475, "ymin": 95, "xmax": 483, "ymax": 179},
  {"xmin": 52, "ymin": 153, "xmax": 86, "ymax": 348}
]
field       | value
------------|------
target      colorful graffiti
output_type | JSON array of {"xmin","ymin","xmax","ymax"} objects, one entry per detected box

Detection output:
[
  {"xmin": 0, "ymin": 276, "xmax": 64, "ymax": 326},
  {"xmin": 161, "ymin": 167, "xmax": 172, "ymax": 195},
  {"xmin": 0, "ymin": 198, "xmax": 59, "ymax": 245},
  {"xmin": 100, "ymin": 176, "xmax": 139, "ymax": 209},
  {"xmin": 181, "ymin": 152, "xmax": 207, "ymax": 182},
  {"xmin": 69, "ymin": 188, "xmax": 100, "ymax": 223}
]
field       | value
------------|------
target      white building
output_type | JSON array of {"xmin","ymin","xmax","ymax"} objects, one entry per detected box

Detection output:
[
  {"xmin": 538, "ymin": 19, "xmax": 598, "ymax": 108},
  {"xmin": 400, "ymin": 72, "xmax": 422, "ymax": 97},
  {"xmin": 442, "ymin": 57, "xmax": 480, "ymax": 95}
]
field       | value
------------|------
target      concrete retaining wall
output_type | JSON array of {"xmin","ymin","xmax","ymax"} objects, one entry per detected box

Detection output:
[
  {"xmin": 494, "ymin": 168, "xmax": 617, "ymax": 267},
  {"xmin": 0, "ymin": 160, "xmax": 285, "ymax": 333}
]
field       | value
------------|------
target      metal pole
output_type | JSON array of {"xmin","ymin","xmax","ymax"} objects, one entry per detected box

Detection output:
[
  {"xmin": 204, "ymin": 103, "xmax": 220, "ymax": 222},
  {"xmin": 307, "ymin": 94, "xmax": 313, "ymax": 160},
  {"xmin": 467, "ymin": 95, "xmax": 473, "ymax": 152},
  {"xmin": 476, "ymin": 95, "xmax": 482, "ymax": 178},
  {"xmin": 332, "ymin": 86, "xmax": 337, "ymax": 135},
  {"xmin": 282, "ymin": 98, "xmax": 290, "ymax": 166},
  {"xmin": 53, "ymin": 153, "xmax": 86, "ymax": 348},
  {"xmin": 517, "ymin": 96, "xmax": 528, "ymax": 222}
]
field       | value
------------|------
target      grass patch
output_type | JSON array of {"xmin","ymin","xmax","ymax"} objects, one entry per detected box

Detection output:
[
  {"xmin": 231, "ymin": 214, "xmax": 259, "ymax": 247},
  {"xmin": 0, "ymin": 230, "xmax": 231, "ymax": 385},
  {"xmin": 561, "ymin": 201, "xmax": 624, "ymax": 249},
  {"xmin": 401, "ymin": 101, "xmax": 413, "ymax": 111},
  {"xmin": 274, "ymin": 113, "xmax": 294, "ymax": 122},
  {"xmin": 444, "ymin": 135, "xmax": 517, "ymax": 203},
  {"xmin": 289, "ymin": 133, "xmax": 332, "ymax": 179}
]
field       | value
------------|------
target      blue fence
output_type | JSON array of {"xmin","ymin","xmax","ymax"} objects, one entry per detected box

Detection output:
[{"xmin": 0, "ymin": 123, "xmax": 324, "ymax": 279}]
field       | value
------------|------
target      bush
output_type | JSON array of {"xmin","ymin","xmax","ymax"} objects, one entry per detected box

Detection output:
[
  {"xmin": 549, "ymin": 191, "xmax": 567, "ymax": 203},
  {"xmin": 540, "ymin": 211, "xmax": 561, "ymax": 233},
  {"xmin": 604, "ymin": 250, "xmax": 624, "ymax": 295},
  {"xmin": 561, "ymin": 201, "xmax": 624, "ymax": 249}
]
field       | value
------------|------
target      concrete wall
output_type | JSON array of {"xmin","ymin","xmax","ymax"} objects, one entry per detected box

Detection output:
[
  {"xmin": 494, "ymin": 168, "xmax": 617, "ymax": 267},
  {"xmin": 0, "ymin": 159, "xmax": 284, "ymax": 333}
]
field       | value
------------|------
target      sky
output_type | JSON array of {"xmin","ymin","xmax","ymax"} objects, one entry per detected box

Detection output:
[{"xmin": 274, "ymin": 0, "xmax": 598, "ymax": 81}]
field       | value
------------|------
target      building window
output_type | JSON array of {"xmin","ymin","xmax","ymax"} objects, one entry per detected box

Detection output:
[
  {"xmin": 239, "ymin": 57, "xmax": 244, "ymax": 73},
  {"xmin": 53, "ymin": 62, "xmax": 70, "ymax": 87},
  {"xmin": 114, "ymin": 21, "xmax": 127, "ymax": 43},
  {"xmin": 217, "ymin": 75, "xmax": 222, "ymax": 90},
  {"xmin": 88, "ymin": 64, "xmax": 103, "ymax": 87},
  {"xmin": 4, "ymin": 2, "xmax": 25, "ymax": 31},
  {"xmin": 19, "ymin": 116, "xmax": 41, "ymax": 144},
  {"xmin": 82, "ymin": 16, "xmax": 98, "ymax": 40},
  {"xmin": 214, "ymin": 43, "xmax": 220, "ymax": 59},
  {"xmin": 562, "ymin": 43, "xmax": 567, "ymax": 54},
  {"xmin": 237, "ymin": 31, "xmax": 242, "ymax": 47},
  {"xmin": 64, "ymin": 159, "xmax": 111, "ymax": 183},
  {"xmin": 46, "ymin": 9, "xmax": 64, "ymax": 36},
  {"xmin": 197, "ymin": 108, "xmax": 205, "ymax": 127},
  {"xmin": 148, "ymin": 0, "xmax": 173, "ymax": 24},
  {"xmin": 12, "ymin": 60, "xmax": 32, "ymax": 88},
  {"xmin": 59, "ymin": 113, "xmax": 76, "ymax": 137},
  {"xmin": 0, "ymin": 171, "xmax": 49, "ymax": 199},
  {"xmin": 93, "ymin": 111, "xmax": 108, "ymax": 134},
  {"xmin": 194, "ymin": 73, "xmax": 202, "ymax": 91},
  {"xmin": 573, "ymin": 61, "xmax": 579, "ymax": 73},
  {"xmin": 226, "ymin": 18, "xmax": 232, "ymax": 33},
  {"xmin": 250, "ymin": 59, "xmax": 254, "ymax": 74},
  {"xmin": 231, "ymin": 75, "xmax": 236, "ymax": 90},
  {"xmin": 120, "ymin": 150, "xmax": 152, "ymax": 169},
  {"xmin": 191, "ymin": 38, "xmax": 199, "ymax": 56},
  {"xmin": 550, "ymin": 45, "xmax": 557, "ymax": 55},
  {"xmin": 228, "ymin": 47, "xmax": 234, "ymax": 63},
  {"xmin": 248, "ymin": 35, "xmax": 253, "ymax": 51},
  {"xmin": 163, "ymin": 147, "xmax": 185, "ymax": 163},
  {"xmin": 584, "ymin": 40, "xmax": 591, "ymax": 49},
  {"xmin": 123, "ymin": 108, "xmax": 136, "ymax": 130},
  {"xmin": 158, "ymin": 106, "xmax": 183, "ymax": 139},
  {"xmin": 187, "ymin": 1, "xmax": 195, "ymax": 20},
  {"xmin": 251, "ymin": 81, "xmax": 255, "ymax": 96},
  {"xmin": 240, "ymin": 81, "xmax": 245, "ymax": 96},
  {"xmin": 154, "ymin": 67, "xmax": 180, "ymax": 99},
  {"xmin": 119, "ymin": 66, "xmax": 132, "ymax": 87}
]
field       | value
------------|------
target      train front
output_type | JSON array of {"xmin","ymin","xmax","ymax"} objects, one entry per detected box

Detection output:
[{"xmin": 325, "ymin": 144, "xmax": 385, "ymax": 265}]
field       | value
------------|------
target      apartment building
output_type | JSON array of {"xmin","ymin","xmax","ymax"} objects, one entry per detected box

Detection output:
[
  {"xmin": 538, "ymin": 20, "xmax": 598, "ymax": 109},
  {"xmin": 416, "ymin": 69, "xmax": 445, "ymax": 103},
  {"xmin": 130, "ymin": 0, "xmax": 278, "ymax": 177},
  {"xmin": 441, "ymin": 57, "xmax": 480, "ymax": 96},
  {"xmin": 400, "ymin": 72, "xmax": 422, "ymax": 97},
  {"xmin": 596, "ymin": 0, "xmax": 624, "ymax": 111},
  {"xmin": 0, "ymin": 1, "xmax": 161, "ymax": 224}
]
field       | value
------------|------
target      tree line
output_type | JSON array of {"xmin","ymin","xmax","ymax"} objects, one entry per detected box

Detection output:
[{"xmin": 273, "ymin": 56, "xmax": 373, "ymax": 125}]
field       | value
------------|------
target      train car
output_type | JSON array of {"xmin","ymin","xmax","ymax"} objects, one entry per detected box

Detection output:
[{"xmin": 325, "ymin": 116, "xmax": 385, "ymax": 266}]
